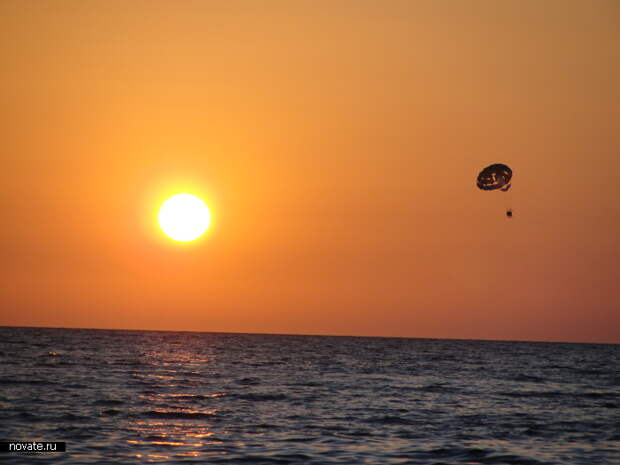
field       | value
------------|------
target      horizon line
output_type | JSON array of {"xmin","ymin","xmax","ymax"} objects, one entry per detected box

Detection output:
[{"xmin": 0, "ymin": 324, "xmax": 616, "ymax": 346}]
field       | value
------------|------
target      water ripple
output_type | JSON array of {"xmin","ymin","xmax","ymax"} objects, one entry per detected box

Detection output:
[{"xmin": 1, "ymin": 327, "xmax": 618, "ymax": 465}]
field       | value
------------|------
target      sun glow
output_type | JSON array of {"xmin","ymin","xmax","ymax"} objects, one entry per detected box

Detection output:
[{"xmin": 158, "ymin": 193, "xmax": 211, "ymax": 242}]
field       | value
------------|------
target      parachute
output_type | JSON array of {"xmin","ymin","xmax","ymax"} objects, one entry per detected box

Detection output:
[
  {"xmin": 476, "ymin": 163, "xmax": 512, "ymax": 191},
  {"xmin": 476, "ymin": 163, "xmax": 513, "ymax": 217}
]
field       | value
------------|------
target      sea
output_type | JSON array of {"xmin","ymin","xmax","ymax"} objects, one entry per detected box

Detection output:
[{"xmin": 0, "ymin": 327, "xmax": 618, "ymax": 464}]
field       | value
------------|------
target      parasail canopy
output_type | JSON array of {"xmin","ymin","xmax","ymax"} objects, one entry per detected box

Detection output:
[{"xmin": 476, "ymin": 163, "xmax": 512, "ymax": 191}]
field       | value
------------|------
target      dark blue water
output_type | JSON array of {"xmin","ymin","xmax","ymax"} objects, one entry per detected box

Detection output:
[{"xmin": 1, "ymin": 327, "xmax": 618, "ymax": 464}]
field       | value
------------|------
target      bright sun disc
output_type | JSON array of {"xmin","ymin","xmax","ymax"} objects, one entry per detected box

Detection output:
[{"xmin": 158, "ymin": 193, "xmax": 211, "ymax": 242}]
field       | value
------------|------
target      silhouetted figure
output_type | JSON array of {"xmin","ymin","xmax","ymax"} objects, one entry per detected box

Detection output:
[{"xmin": 506, "ymin": 209, "xmax": 513, "ymax": 218}]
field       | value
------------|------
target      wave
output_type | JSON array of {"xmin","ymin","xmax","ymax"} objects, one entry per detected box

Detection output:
[
  {"xmin": 235, "ymin": 377, "xmax": 261, "ymax": 385},
  {"xmin": 205, "ymin": 453, "xmax": 314, "ymax": 464},
  {"xmin": 150, "ymin": 393, "xmax": 226, "ymax": 400},
  {"xmin": 235, "ymin": 392, "xmax": 287, "ymax": 402},
  {"xmin": 0, "ymin": 378, "xmax": 57, "ymax": 386},
  {"xmin": 140, "ymin": 409, "xmax": 217, "ymax": 419},
  {"xmin": 406, "ymin": 446, "xmax": 546, "ymax": 464},
  {"xmin": 500, "ymin": 390, "xmax": 617, "ymax": 400},
  {"xmin": 511, "ymin": 374, "xmax": 546, "ymax": 383},
  {"xmin": 415, "ymin": 383, "xmax": 460, "ymax": 393},
  {"xmin": 365, "ymin": 415, "xmax": 416, "ymax": 426},
  {"xmin": 93, "ymin": 399, "xmax": 125, "ymax": 406}
]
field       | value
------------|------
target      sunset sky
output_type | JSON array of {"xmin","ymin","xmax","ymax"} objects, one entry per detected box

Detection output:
[{"xmin": 1, "ymin": 0, "xmax": 618, "ymax": 343}]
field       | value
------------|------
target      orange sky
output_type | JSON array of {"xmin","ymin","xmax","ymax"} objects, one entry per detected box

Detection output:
[{"xmin": 1, "ymin": 0, "xmax": 618, "ymax": 343}]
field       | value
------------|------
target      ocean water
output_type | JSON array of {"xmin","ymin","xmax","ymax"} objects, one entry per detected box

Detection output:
[{"xmin": 0, "ymin": 327, "xmax": 618, "ymax": 464}]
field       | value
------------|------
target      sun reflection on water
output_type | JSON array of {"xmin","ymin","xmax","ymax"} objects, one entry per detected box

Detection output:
[
  {"xmin": 122, "ymin": 343, "xmax": 228, "ymax": 461},
  {"xmin": 127, "ymin": 412, "xmax": 222, "ymax": 462}
]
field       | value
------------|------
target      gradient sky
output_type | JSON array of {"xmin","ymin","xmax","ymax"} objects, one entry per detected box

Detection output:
[{"xmin": 1, "ymin": 0, "xmax": 618, "ymax": 343}]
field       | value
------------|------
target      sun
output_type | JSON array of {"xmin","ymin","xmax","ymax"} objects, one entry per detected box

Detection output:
[{"xmin": 158, "ymin": 193, "xmax": 211, "ymax": 242}]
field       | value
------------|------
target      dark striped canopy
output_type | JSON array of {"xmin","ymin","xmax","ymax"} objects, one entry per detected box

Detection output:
[{"xmin": 476, "ymin": 164, "xmax": 512, "ymax": 191}]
